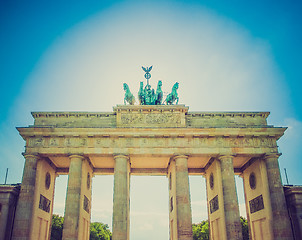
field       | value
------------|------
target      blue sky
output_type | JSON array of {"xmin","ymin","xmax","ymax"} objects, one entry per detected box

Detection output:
[{"xmin": 1, "ymin": 1, "xmax": 302, "ymax": 239}]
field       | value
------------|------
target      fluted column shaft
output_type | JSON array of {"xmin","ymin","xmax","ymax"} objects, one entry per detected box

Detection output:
[
  {"xmin": 63, "ymin": 155, "xmax": 85, "ymax": 240},
  {"xmin": 112, "ymin": 155, "xmax": 130, "ymax": 240},
  {"xmin": 12, "ymin": 154, "xmax": 39, "ymax": 239},
  {"xmin": 265, "ymin": 154, "xmax": 293, "ymax": 239},
  {"xmin": 174, "ymin": 155, "xmax": 193, "ymax": 240},
  {"xmin": 219, "ymin": 155, "xmax": 242, "ymax": 240}
]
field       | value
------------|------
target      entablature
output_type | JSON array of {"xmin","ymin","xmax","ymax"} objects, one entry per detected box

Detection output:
[{"xmin": 19, "ymin": 107, "xmax": 286, "ymax": 176}]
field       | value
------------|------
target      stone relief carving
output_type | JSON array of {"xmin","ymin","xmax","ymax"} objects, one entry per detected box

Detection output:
[
  {"xmin": 49, "ymin": 138, "xmax": 58, "ymax": 146},
  {"xmin": 83, "ymin": 195, "xmax": 90, "ymax": 213},
  {"xmin": 31, "ymin": 138, "xmax": 43, "ymax": 147},
  {"xmin": 210, "ymin": 195, "xmax": 219, "ymax": 214},
  {"xmin": 120, "ymin": 113, "xmax": 181, "ymax": 125},
  {"xmin": 249, "ymin": 194, "xmax": 264, "ymax": 213},
  {"xmin": 39, "ymin": 194, "xmax": 51, "ymax": 213}
]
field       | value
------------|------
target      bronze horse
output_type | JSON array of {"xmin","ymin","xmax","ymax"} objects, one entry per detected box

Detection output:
[
  {"xmin": 164, "ymin": 82, "xmax": 179, "ymax": 105},
  {"xmin": 123, "ymin": 83, "xmax": 135, "ymax": 105}
]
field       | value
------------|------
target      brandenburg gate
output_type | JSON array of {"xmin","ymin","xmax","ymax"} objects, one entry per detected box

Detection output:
[
  {"xmin": 11, "ymin": 68, "xmax": 293, "ymax": 240},
  {"xmin": 11, "ymin": 105, "xmax": 292, "ymax": 240}
]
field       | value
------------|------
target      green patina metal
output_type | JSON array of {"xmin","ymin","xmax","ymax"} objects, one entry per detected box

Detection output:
[
  {"xmin": 123, "ymin": 83, "xmax": 135, "ymax": 105},
  {"xmin": 164, "ymin": 82, "xmax": 179, "ymax": 105},
  {"xmin": 123, "ymin": 66, "xmax": 179, "ymax": 105}
]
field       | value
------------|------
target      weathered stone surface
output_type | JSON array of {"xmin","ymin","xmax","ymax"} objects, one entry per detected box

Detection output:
[
  {"xmin": 265, "ymin": 154, "xmax": 293, "ymax": 239},
  {"xmin": 63, "ymin": 155, "xmax": 92, "ymax": 240},
  {"xmin": 242, "ymin": 158, "xmax": 274, "ymax": 240},
  {"xmin": 12, "ymin": 106, "xmax": 292, "ymax": 240},
  {"xmin": 12, "ymin": 155, "xmax": 39, "ymax": 239},
  {"xmin": 112, "ymin": 155, "xmax": 130, "ymax": 240},
  {"xmin": 31, "ymin": 108, "xmax": 270, "ymax": 128},
  {"xmin": 114, "ymin": 105, "xmax": 188, "ymax": 128},
  {"xmin": 0, "ymin": 184, "xmax": 20, "ymax": 240},
  {"xmin": 219, "ymin": 155, "xmax": 243, "ymax": 240},
  {"xmin": 12, "ymin": 155, "xmax": 56, "ymax": 240},
  {"xmin": 168, "ymin": 155, "xmax": 193, "ymax": 240},
  {"xmin": 187, "ymin": 112, "xmax": 269, "ymax": 127},
  {"xmin": 284, "ymin": 186, "xmax": 302, "ymax": 239}
]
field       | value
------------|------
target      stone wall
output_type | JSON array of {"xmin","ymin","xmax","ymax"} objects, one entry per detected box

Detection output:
[
  {"xmin": 284, "ymin": 186, "xmax": 302, "ymax": 239},
  {"xmin": 0, "ymin": 184, "xmax": 20, "ymax": 240}
]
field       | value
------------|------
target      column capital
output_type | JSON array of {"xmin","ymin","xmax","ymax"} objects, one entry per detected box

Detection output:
[
  {"xmin": 217, "ymin": 154, "xmax": 235, "ymax": 161},
  {"xmin": 68, "ymin": 154, "xmax": 85, "ymax": 160},
  {"xmin": 171, "ymin": 154, "xmax": 189, "ymax": 161},
  {"xmin": 22, "ymin": 152, "xmax": 39, "ymax": 159},
  {"xmin": 263, "ymin": 153, "xmax": 281, "ymax": 160},
  {"xmin": 113, "ymin": 154, "xmax": 129, "ymax": 161}
]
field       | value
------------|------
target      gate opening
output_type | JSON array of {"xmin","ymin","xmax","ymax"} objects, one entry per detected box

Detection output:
[
  {"xmin": 189, "ymin": 176, "xmax": 208, "ymax": 224},
  {"xmin": 91, "ymin": 175, "xmax": 114, "ymax": 229},
  {"xmin": 130, "ymin": 176, "xmax": 169, "ymax": 240}
]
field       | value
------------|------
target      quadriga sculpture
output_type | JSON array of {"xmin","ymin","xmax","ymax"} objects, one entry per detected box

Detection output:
[
  {"xmin": 123, "ymin": 67, "xmax": 180, "ymax": 105},
  {"xmin": 123, "ymin": 83, "xmax": 135, "ymax": 105}
]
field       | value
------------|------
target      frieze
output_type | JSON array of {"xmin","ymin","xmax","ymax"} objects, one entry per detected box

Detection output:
[
  {"xmin": 120, "ymin": 112, "xmax": 181, "ymax": 126},
  {"xmin": 26, "ymin": 136, "xmax": 277, "ymax": 149},
  {"xmin": 49, "ymin": 138, "xmax": 59, "ymax": 147},
  {"xmin": 65, "ymin": 138, "xmax": 87, "ymax": 147},
  {"xmin": 29, "ymin": 137, "xmax": 44, "ymax": 147}
]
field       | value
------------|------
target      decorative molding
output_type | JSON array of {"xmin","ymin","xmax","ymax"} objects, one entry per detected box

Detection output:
[
  {"xmin": 188, "ymin": 112, "xmax": 270, "ymax": 118},
  {"xmin": 32, "ymin": 112, "xmax": 115, "ymax": 119},
  {"xmin": 26, "ymin": 136, "xmax": 278, "ymax": 149},
  {"xmin": 113, "ymin": 104, "xmax": 189, "ymax": 113}
]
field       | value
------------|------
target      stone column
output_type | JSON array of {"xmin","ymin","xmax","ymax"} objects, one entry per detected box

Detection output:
[
  {"xmin": 264, "ymin": 154, "xmax": 293, "ymax": 239},
  {"xmin": 63, "ymin": 155, "xmax": 93, "ymax": 240},
  {"xmin": 112, "ymin": 155, "xmax": 130, "ymax": 240},
  {"xmin": 12, "ymin": 154, "xmax": 39, "ymax": 239},
  {"xmin": 169, "ymin": 155, "xmax": 193, "ymax": 240},
  {"xmin": 219, "ymin": 155, "xmax": 242, "ymax": 240}
]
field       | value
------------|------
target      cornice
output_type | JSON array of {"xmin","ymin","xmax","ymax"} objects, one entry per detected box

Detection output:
[
  {"xmin": 31, "ymin": 110, "xmax": 269, "ymax": 119},
  {"xmin": 31, "ymin": 112, "xmax": 115, "ymax": 119},
  {"xmin": 16, "ymin": 126, "xmax": 286, "ymax": 138},
  {"xmin": 187, "ymin": 112, "xmax": 270, "ymax": 119}
]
